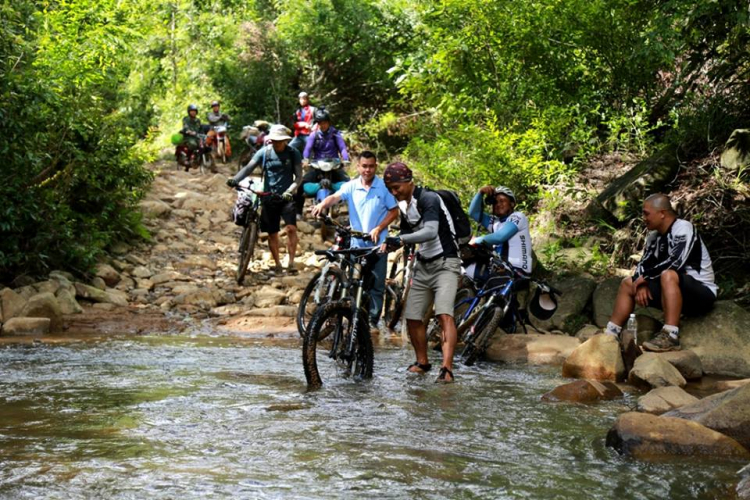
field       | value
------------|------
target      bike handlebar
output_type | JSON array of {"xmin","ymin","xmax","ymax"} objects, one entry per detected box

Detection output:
[
  {"xmin": 235, "ymin": 185, "xmax": 272, "ymax": 197},
  {"xmin": 318, "ymin": 214, "xmax": 371, "ymax": 241}
]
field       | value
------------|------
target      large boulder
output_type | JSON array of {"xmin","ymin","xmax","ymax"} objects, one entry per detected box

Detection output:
[
  {"xmin": 606, "ymin": 412, "xmax": 750, "ymax": 460},
  {"xmin": 679, "ymin": 301, "xmax": 750, "ymax": 378},
  {"xmin": 56, "ymin": 289, "xmax": 83, "ymax": 315},
  {"xmin": 720, "ymin": 129, "xmax": 750, "ymax": 174},
  {"xmin": 94, "ymin": 263, "xmax": 121, "ymax": 287},
  {"xmin": 628, "ymin": 353, "xmax": 687, "ymax": 388},
  {"xmin": 590, "ymin": 144, "xmax": 680, "ymax": 222},
  {"xmin": 20, "ymin": 292, "xmax": 63, "ymax": 332},
  {"xmin": 74, "ymin": 283, "xmax": 129, "ymax": 307},
  {"xmin": 637, "ymin": 387, "xmax": 699, "ymax": 415},
  {"xmin": 1, "ymin": 288, "xmax": 26, "ymax": 321},
  {"xmin": 664, "ymin": 384, "xmax": 750, "ymax": 450},
  {"xmin": 140, "ymin": 199, "xmax": 172, "ymax": 219},
  {"xmin": 656, "ymin": 350, "xmax": 703, "ymax": 380},
  {"xmin": 253, "ymin": 286, "xmax": 287, "ymax": 308},
  {"xmin": 591, "ymin": 277, "xmax": 622, "ymax": 328},
  {"xmin": 562, "ymin": 334, "xmax": 625, "ymax": 381},
  {"xmin": 1, "ymin": 317, "xmax": 51, "ymax": 336},
  {"xmin": 542, "ymin": 379, "xmax": 622, "ymax": 403},
  {"xmin": 529, "ymin": 275, "xmax": 597, "ymax": 333},
  {"xmin": 486, "ymin": 333, "xmax": 580, "ymax": 365}
]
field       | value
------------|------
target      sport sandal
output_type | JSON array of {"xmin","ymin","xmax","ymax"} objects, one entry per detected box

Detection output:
[
  {"xmin": 435, "ymin": 366, "xmax": 454, "ymax": 383},
  {"xmin": 407, "ymin": 362, "xmax": 432, "ymax": 374}
]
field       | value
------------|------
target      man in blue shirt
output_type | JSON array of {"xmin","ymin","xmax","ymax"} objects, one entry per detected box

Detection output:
[{"xmin": 311, "ymin": 151, "xmax": 399, "ymax": 328}]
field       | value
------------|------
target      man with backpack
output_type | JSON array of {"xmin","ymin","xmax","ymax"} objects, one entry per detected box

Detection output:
[
  {"xmin": 226, "ymin": 125, "xmax": 302, "ymax": 275},
  {"xmin": 382, "ymin": 162, "xmax": 465, "ymax": 383}
]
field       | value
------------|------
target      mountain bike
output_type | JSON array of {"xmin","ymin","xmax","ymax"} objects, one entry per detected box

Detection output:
[
  {"xmin": 296, "ymin": 215, "xmax": 369, "ymax": 337},
  {"xmin": 234, "ymin": 185, "xmax": 277, "ymax": 284},
  {"xmin": 458, "ymin": 250, "xmax": 561, "ymax": 366},
  {"xmin": 382, "ymin": 244, "xmax": 416, "ymax": 335},
  {"xmin": 302, "ymin": 246, "xmax": 383, "ymax": 387}
]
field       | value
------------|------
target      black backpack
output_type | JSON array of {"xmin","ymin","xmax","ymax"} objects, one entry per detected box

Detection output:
[{"xmin": 403, "ymin": 187, "xmax": 472, "ymax": 246}]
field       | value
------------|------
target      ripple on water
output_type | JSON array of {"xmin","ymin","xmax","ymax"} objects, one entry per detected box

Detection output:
[{"xmin": 0, "ymin": 338, "xmax": 741, "ymax": 499}]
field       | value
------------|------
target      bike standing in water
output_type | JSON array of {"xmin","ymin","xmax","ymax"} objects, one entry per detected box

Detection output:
[
  {"xmin": 227, "ymin": 124, "xmax": 302, "ymax": 276},
  {"xmin": 312, "ymin": 151, "xmax": 400, "ymax": 335}
]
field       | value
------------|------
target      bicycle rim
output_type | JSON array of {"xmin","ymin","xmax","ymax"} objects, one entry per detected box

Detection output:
[
  {"xmin": 303, "ymin": 302, "xmax": 373, "ymax": 388},
  {"xmin": 296, "ymin": 268, "xmax": 342, "ymax": 337},
  {"xmin": 461, "ymin": 306, "xmax": 504, "ymax": 366}
]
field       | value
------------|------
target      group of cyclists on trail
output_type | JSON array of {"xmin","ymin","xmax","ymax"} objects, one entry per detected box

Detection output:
[
  {"xmin": 200, "ymin": 89, "xmax": 718, "ymax": 388},
  {"xmin": 174, "ymin": 101, "xmax": 232, "ymax": 171}
]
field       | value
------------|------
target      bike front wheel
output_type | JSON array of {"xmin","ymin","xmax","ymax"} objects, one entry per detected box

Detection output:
[
  {"xmin": 236, "ymin": 221, "xmax": 258, "ymax": 284},
  {"xmin": 303, "ymin": 301, "xmax": 373, "ymax": 388},
  {"xmin": 461, "ymin": 305, "xmax": 504, "ymax": 366},
  {"xmin": 296, "ymin": 267, "xmax": 344, "ymax": 337}
]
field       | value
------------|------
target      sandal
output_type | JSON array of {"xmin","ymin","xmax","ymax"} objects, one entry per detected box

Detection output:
[
  {"xmin": 435, "ymin": 366, "xmax": 454, "ymax": 383},
  {"xmin": 286, "ymin": 267, "xmax": 299, "ymax": 275},
  {"xmin": 407, "ymin": 362, "xmax": 432, "ymax": 374}
]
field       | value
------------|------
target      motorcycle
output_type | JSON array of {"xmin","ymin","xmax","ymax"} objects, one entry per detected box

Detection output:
[
  {"xmin": 175, "ymin": 132, "xmax": 215, "ymax": 174},
  {"xmin": 237, "ymin": 122, "xmax": 270, "ymax": 172},
  {"xmin": 210, "ymin": 123, "xmax": 230, "ymax": 164},
  {"xmin": 307, "ymin": 158, "xmax": 349, "ymax": 241}
]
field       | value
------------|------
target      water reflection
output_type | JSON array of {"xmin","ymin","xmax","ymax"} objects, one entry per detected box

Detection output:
[{"xmin": 0, "ymin": 337, "xmax": 740, "ymax": 499}]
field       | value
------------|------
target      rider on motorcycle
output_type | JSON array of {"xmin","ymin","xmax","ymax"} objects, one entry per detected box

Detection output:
[
  {"xmin": 300, "ymin": 108, "xmax": 350, "ymax": 200},
  {"xmin": 206, "ymin": 100, "xmax": 232, "ymax": 157},
  {"xmin": 176, "ymin": 104, "xmax": 202, "ymax": 169}
]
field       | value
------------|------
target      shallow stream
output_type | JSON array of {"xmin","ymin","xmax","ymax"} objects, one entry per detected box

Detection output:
[{"xmin": 0, "ymin": 336, "xmax": 741, "ymax": 499}]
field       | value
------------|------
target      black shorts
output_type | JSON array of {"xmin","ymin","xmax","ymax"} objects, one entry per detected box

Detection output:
[
  {"xmin": 259, "ymin": 198, "xmax": 296, "ymax": 234},
  {"xmin": 646, "ymin": 272, "xmax": 716, "ymax": 316}
]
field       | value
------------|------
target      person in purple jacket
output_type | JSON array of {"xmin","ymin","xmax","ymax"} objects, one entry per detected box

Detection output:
[{"xmin": 300, "ymin": 108, "xmax": 350, "ymax": 204}]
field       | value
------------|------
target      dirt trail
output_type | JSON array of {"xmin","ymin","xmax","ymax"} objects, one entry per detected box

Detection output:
[{"xmin": 66, "ymin": 158, "xmax": 334, "ymax": 338}]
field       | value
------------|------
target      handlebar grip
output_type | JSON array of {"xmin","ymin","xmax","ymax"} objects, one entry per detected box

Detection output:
[{"xmin": 314, "ymin": 250, "xmax": 330, "ymax": 256}]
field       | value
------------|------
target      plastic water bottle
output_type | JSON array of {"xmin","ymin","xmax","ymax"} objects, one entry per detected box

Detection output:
[{"xmin": 626, "ymin": 313, "xmax": 638, "ymax": 338}]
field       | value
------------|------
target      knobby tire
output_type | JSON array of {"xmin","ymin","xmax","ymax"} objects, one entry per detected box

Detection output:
[
  {"xmin": 296, "ymin": 267, "xmax": 344, "ymax": 337},
  {"xmin": 236, "ymin": 221, "xmax": 258, "ymax": 284},
  {"xmin": 461, "ymin": 306, "xmax": 504, "ymax": 366},
  {"xmin": 302, "ymin": 301, "xmax": 374, "ymax": 388}
]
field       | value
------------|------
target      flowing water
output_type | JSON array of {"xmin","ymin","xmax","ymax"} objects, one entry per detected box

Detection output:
[{"xmin": 0, "ymin": 335, "xmax": 742, "ymax": 499}]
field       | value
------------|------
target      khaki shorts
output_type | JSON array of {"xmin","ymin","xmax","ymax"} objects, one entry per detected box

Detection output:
[{"xmin": 404, "ymin": 257, "xmax": 461, "ymax": 321}]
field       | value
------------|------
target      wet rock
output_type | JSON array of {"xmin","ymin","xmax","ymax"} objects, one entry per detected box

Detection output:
[
  {"xmin": 20, "ymin": 292, "xmax": 63, "ymax": 332},
  {"xmin": 253, "ymin": 286, "xmax": 287, "ymax": 308},
  {"xmin": 680, "ymin": 301, "xmax": 750, "ymax": 378},
  {"xmin": 628, "ymin": 353, "xmax": 686, "ymax": 388},
  {"xmin": 574, "ymin": 324, "xmax": 600, "ymax": 343},
  {"xmin": 1, "ymin": 288, "xmax": 27, "ymax": 320},
  {"xmin": 637, "ymin": 387, "xmax": 699, "ymax": 415},
  {"xmin": 94, "ymin": 263, "xmax": 120, "ymax": 287},
  {"xmin": 1, "ymin": 317, "xmax": 51, "ymax": 336},
  {"xmin": 486, "ymin": 333, "xmax": 580, "ymax": 365},
  {"xmin": 664, "ymin": 384, "xmax": 750, "ymax": 450},
  {"xmin": 542, "ymin": 379, "xmax": 622, "ymax": 403},
  {"xmin": 656, "ymin": 350, "xmax": 703, "ymax": 380},
  {"xmin": 606, "ymin": 412, "xmax": 750, "ymax": 460},
  {"xmin": 56, "ymin": 289, "xmax": 83, "ymax": 315},
  {"xmin": 140, "ymin": 200, "xmax": 172, "ymax": 218},
  {"xmin": 591, "ymin": 277, "xmax": 621, "ymax": 328},
  {"xmin": 530, "ymin": 276, "xmax": 597, "ymax": 333},
  {"xmin": 74, "ymin": 283, "xmax": 128, "ymax": 307},
  {"xmin": 739, "ymin": 463, "xmax": 750, "ymax": 500},
  {"xmin": 715, "ymin": 379, "xmax": 750, "ymax": 392},
  {"xmin": 90, "ymin": 277, "xmax": 107, "ymax": 291},
  {"xmin": 562, "ymin": 334, "xmax": 625, "ymax": 381}
]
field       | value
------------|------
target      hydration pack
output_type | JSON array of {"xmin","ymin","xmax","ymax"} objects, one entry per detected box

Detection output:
[{"xmin": 425, "ymin": 188, "xmax": 472, "ymax": 245}]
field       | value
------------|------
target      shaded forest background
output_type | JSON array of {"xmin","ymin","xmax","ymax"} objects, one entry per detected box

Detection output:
[{"xmin": 1, "ymin": 0, "xmax": 748, "ymax": 300}]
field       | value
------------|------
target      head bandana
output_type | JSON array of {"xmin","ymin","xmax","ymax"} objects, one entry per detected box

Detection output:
[{"xmin": 383, "ymin": 162, "xmax": 413, "ymax": 183}]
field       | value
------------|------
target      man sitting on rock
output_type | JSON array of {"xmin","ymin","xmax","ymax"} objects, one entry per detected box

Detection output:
[{"xmin": 604, "ymin": 194, "xmax": 718, "ymax": 352}]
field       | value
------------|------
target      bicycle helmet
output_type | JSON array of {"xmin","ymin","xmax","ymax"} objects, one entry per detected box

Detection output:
[
  {"xmin": 313, "ymin": 108, "xmax": 331, "ymax": 124},
  {"xmin": 529, "ymin": 283, "xmax": 558, "ymax": 320},
  {"xmin": 210, "ymin": 100, "xmax": 220, "ymax": 107},
  {"xmin": 187, "ymin": 104, "xmax": 198, "ymax": 113},
  {"xmin": 485, "ymin": 185, "xmax": 516, "ymax": 205}
]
